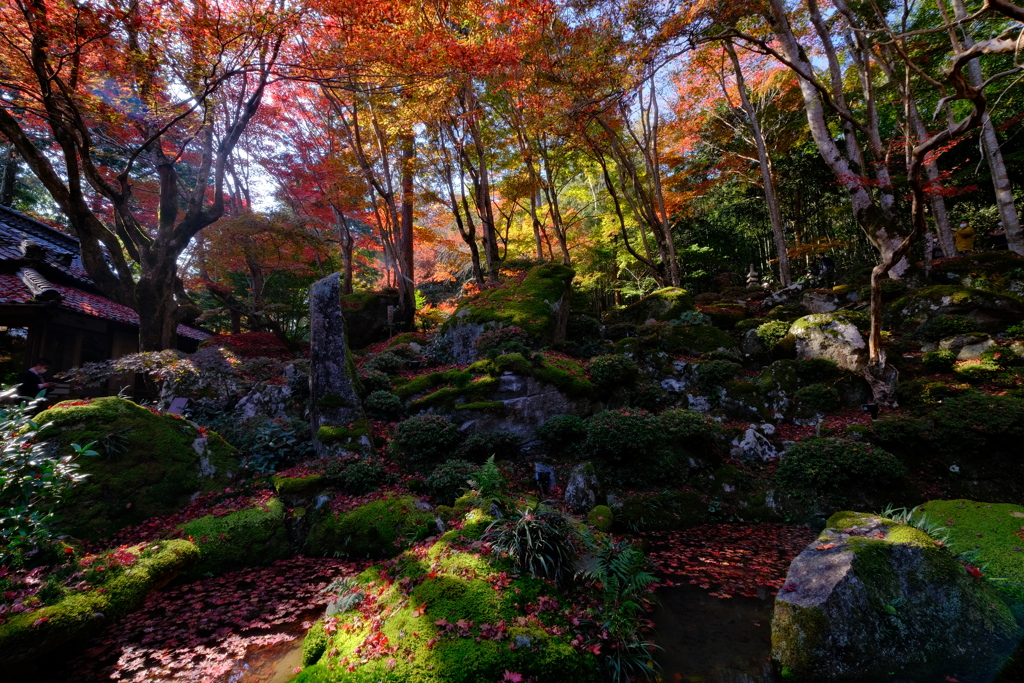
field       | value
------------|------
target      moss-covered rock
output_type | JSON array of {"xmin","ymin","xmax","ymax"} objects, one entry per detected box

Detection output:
[
  {"xmin": 36, "ymin": 397, "xmax": 238, "ymax": 539},
  {"xmin": 887, "ymin": 285, "xmax": 1024, "ymax": 337},
  {"xmin": 932, "ymin": 251, "xmax": 1024, "ymax": 295},
  {"xmin": 340, "ymin": 289, "xmax": 399, "ymax": 350},
  {"xmin": 664, "ymin": 323, "xmax": 735, "ymax": 355},
  {"xmin": 914, "ymin": 500, "xmax": 1024, "ymax": 616},
  {"xmin": 272, "ymin": 473, "xmax": 327, "ymax": 497},
  {"xmin": 604, "ymin": 287, "xmax": 694, "ymax": 325},
  {"xmin": 306, "ymin": 495, "xmax": 437, "ymax": 559},
  {"xmin": 0, "ymin": 539, "xmax": 199, "ymax": 665},
  {"xmin": 179, "ymin": 497, "xmax": 288, "ymax": 577},
  {"xmin": 772, "ymin": 512, "xmax": 1019, "ymax": 681},
  {"xmin": 440, "ymin": 264, "xmax": 575, "ymax": 364},
  {"xmin": 789, "ymin": 313, "xmax": 867, "ymax": 373},
  {"xmin": 291, "ymin": 508, "xmax": 602, "ymax": 683}
]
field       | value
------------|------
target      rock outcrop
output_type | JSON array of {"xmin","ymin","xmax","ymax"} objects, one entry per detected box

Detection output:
[
  {"xmin": 772, "ymin": 511, "xmax": 1019, "ymax": 681},
  {"xmin": 564, "ymin": 463, "xmax": 600, "ymax": 513},
  {"xmin": 790, "ymin": 313, "xmax": 867, "ymax": 373}
]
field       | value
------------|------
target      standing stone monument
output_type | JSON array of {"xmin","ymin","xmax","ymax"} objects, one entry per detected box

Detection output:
[{"xmin": 309, "ymin": 272, "xmax": 368, "ymax": 457}]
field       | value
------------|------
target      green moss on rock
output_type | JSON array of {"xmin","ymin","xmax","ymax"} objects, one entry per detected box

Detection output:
[
  {"xmin": 665, "ymin": 323, "xmax": 735, "ymax": 355},
  {"xmin": 587, "ymin": 505, "xmax": 613, "ymax": 532},
  {"xmin": 604, "ymin": 287, "xmax": 694, "ymax": 325},
  {"xmin": 36, "ymin": 397, "xmax": 238, "ymax": 539},
  {"xmin": 317, "ymin": 420, "xmax": 370, "ymax": 446},
  {"xmin": 0, "ymin": 539, "xmax": 199, "ymax": 664},
  {"xmin": 179, "ymin": 497, "xmax": 288, "ymax": 577},
  {"xmin": 306, "ymin": 495, "xmax": 436, "ymax": 559},
  {"xmin": 272, "ymin": 474, "xmax": 327, "ymax": 497}
]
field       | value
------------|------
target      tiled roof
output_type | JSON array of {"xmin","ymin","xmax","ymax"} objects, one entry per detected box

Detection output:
[
  {"xmin": 0, "ymin": 206, "xmax": 94, "ymax": 283},
  {"xmin": 0, "ymin": 274, "xmax": 209, "ymax": 341}
]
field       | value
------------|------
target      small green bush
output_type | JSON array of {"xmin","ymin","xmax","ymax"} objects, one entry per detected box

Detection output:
[
  {"xmin": 588, "ymin": 505, "xmax": 614, "ymax": 532},
  {"xmin": 359, "ymin": 368, "xmax": 392, "ymax": 395},
  {"xmin": 325, "ymin": 457, "xmax": 396, "ymax": 495},
  {"xmin": 567, "ymin": 315, "xmax": 602, "ymax": 342},
  {"xmin": 537, "ymin": 415, "xmax": 588, "ymax": 457},
  {"xmin": 917, "ymin": 315, "xmax": 980, "ymax": 342},
  {"xmin": 585, "ymin": 409, "xmax": 664, "ymax": 486},
  {"xmin": 363, "ymin": 351, "xmax": 405, "ymax": 375},
  {"xmin": 775, "ymin": 438, "xmax": 905, "ymax": 502},
  {"xmin": 869, "ymin": 416, "xmax": 927, "ymax": 447},
  {"xmin": 922, "ymin": 350, "xmax": 957, "ymax": 372},
  {"xmin": 629, "ymin": 380, "xmax": 668, "ymax": 412},
  {"xmin": 932, "ymin": 392, "xmax": 1024, "ymax": 454},
  {"xmin": 425, "ymin": 459, "xmax": 476, "ymax": 505},
  {"xmin": 393, "ymin": 415, "xmax": 465, "ymax": 467},
  {"xmin": 587, "ymin": 354, "xmax": 640, "ymax": 390},
  {"xmin": 695, "ymin": 360, "xmax": 742, "ymax": 391},
  {"xmin": 657, "ymin": 409, "xmax": 721, "ymax": 456},
  {"xmin": 793, "ymin": 383, "xmax": 840, "ymax": 414},
  {"xmin": 456, "ymin": 431, "xmax": 521, "ymax": 463},
  {"xmin": 475, "ymin": 326, "xmax": 535, "ymax": 358},
  {"xmin": 365, "ymin": 391, "xmax": 405, "ymax": 419}
]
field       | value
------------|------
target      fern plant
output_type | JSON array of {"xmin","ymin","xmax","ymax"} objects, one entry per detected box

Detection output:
[
  {"xmin": 321, "ymin": 576, "xmax": 365, "ymax": 617},
  {"xmin": 468, "ymin": 455, "xmax": 505, "ymax": 499}
]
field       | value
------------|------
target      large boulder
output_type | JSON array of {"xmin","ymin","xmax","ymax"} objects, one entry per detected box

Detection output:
[
  {"xmin": 340, "ymin": 289, "xmax": 399, "ymax": 350},
  {"xmin": 37, "ymin": 397, "xmax": 238, "ymax": 539},
  {"xmin": 887, "ymin": 284, "xmax": 1024, "ymax": 336},
  {"xmin": 790, "ymin": 313, "xmax": 867, "ymax": 373},
  {"xmin": 772, "ymin": 511, "xmax": 1019, "ymax": 681},
  {"xmin": 564, "ymin": 463, "xmax": 600, "ymax": 513},
  {"xmin": 604, "ymin": 286, "xmax": 694, "ymax": 325},
  {"xmin": 441, "ymin": 263, "xmax": 575, "ymax": 364}
]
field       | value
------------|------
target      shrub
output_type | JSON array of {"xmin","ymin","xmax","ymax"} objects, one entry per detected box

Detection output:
[
  {"xmin": 0, "ymin": 397, "xmax": 97, "ymax": 565},
  {"xmin": 393, "ymin": 415, "xmax": 465, "ymax": 467},
  {"xmin": 488, "ymin": 504, "xmax": 579, "ymax": 584},
  {"xmin": 475, "ymin": 326, "xmax": 534, "ymax": 358},
  {"xmin": 363, "ymin": 351, "xmax": 405, "ymax": 375},
  {"xmin": 694, "ymin": 360, "xmax": 742, "ymax": 391},
  {"xmin": 365, "ymin": 391, "xmax": 405, "ymax": 419},
  {"xmin": 588, "ymin": 354, "xmax": 640, "ymax": 390},
  {"xmin": 932, "ymin": 392, "xmax": 1024, "ymax": 454},
  {"xmin": 922, "ymin": 350, "xmax": 957, "ymax": 373},
  {"xmin": 456, "ymin": 431, "xmax": 522, "ymax": 463},
  {"xmin": 425, "ymin": 459, "xmax": 476, "ymax": 505},
  {"xmin": 567, "ymin": 315, "xmax": 602, "ymax": 342},
  {"xmin": 359, "ymin": 368, "xmax": 392, "ymax": 395},
  {"xmin": 673, "ymin": 310, "xmax": 712, "ymax": 325},
  {"xmin": 588, "ymin": 505, "xmax": 614, "ymax": 532},
  {"xmin": 584, "ymin": 409, "xmax": 663, "ymax": 486},
  {"xmin": 954, "ymin": 357, "xmax": 1002, "ymax": 382},
  {"xmin": 775, "ymin": 438, "xmax": 906, "ymax": 502},
  {"xmin": 387, "ymin": 343, "xmax": 419, "ymax": 360},
  {"xmin": 422, "ymin": 334, "xmax": 454, "ymax": 365},
  {"xmin": 917, "ymin": 315, "xmax": 980, "ymax": 342},
  {"xmin": 537, "ymin": 415, "xmax": 588, "ymax": 457},
  {"xmin": 657, "ymin": 409, "xmax": 721, "ymax": 456},
  {"xmin": 325, "ymin": 456, "xmax": 396, "ymax": 495},
  {"xmin": 1006, "ymin": 321, "xmax": 1024, "ymax": 337},
  {"xmin": 245, "ymin": 419, "xmax": 316, "ymax": 474},
  {"xmin": 869, "ymin": 416, "xmax": 927, "ymax": 447},
  {"xmin": 629, "ymin": 380, "xmax": 668, "ymax": 412},
  {"xmin": 793, "ymin": 383, "xmax": 841, "ymax": 414},
  {"xmin": 795, "ymin": 358, "xmax": 840, "ymax": 383}
]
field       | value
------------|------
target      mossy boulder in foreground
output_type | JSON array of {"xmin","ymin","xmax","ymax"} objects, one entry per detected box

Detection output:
[
  {"xmin": 772, "ymin": 511, "xmax": 1019, "ymax": 682},
  {"xmin": 179, "ymin": 497, "xmax": 289, "ymax": 577},
  {"xmin": 0, "ymin": 539, "xmax": 199, "ymax": 665},
  {"xmin": 37, "ymin": 397, "xmax": 239, "ymax": 539},
  {"xmin": 305, "ymin": 495, "xmax": 437, "ymax": 559}
]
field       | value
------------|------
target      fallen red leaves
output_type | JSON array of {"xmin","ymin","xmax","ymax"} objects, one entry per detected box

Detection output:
[
  {"xmin": 643, "ymin": 523, "xmax": 817, "ymax": 599},
  {"xmin": 57, "ymin": 557, "xmax": 370, "ymax": 683}
]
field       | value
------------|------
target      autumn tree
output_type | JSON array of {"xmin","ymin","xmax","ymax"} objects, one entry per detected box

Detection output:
[{"xmin": 0, "ymin": 0, "xmax": 294, "ymax": 349}]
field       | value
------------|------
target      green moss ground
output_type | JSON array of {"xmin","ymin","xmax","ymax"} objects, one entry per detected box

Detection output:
[
  {"xmin": 915, "ymin": 500, "xmax": 1024, "ymax": 608},
  {"xmin": 441, "ymin": 264, "xmax": 575, "ymax": 338},
  {"xmin": 291, "ymin": 506, "xmax": 601, "ymax": 683},
  {"xmin": 306, "ymin": 495, "xmax": 437, "ymax": 559},
  {"xmin": 179, "ymin": 497, "xmax": 288, "ymax": 577},
  {"xmin": 0, "ymin": 540, "xmax": 199, "ymax": 662},
  {"xmin": 36, "ymin": 397, "xmax": 238, "ymax": 539}
]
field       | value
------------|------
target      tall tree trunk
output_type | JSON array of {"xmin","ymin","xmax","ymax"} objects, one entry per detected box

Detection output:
[
  {"xmin": 949, "ymin": 0, "xmax": 1022, "ymax": 253},
  {"xmin": 0, "ymin": 146, "xmax": 15, "ymax": 206},
  {"xmin": 397, "ymin": 132, "xmax": 416, "ymax": 326},
  {"xmin": 725, "ymin": 41, "xmax": 791, "ymax": 286}
]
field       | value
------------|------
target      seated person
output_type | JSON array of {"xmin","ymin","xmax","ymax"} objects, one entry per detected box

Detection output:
[{"xmin": 17, "ymin": 357, "xmax": 55, "ymax": 400}]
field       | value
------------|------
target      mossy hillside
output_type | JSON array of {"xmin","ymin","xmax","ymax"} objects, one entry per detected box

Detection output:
[
  {"xmin": 306, "ymin": 495, "xmax": 436, "ymax": 559},
  {"xmin": 932, "ymin": 251, "xmax": 1024, "ymax": 294},
  {"xmin": 179, "ymin": 497, "xmax": 288, "ymax": 577},
  {"xmin": 887, "ymin": 284, "xmax": 1024, "ymax": 335},
  {"xmin": 604, "ymin": 286, "xmax": 694, "ymax": 325},
  {"xmin": 292, "ymin": 510, "xmax": 601, "ymax": 683},
  {"xmin": 0, "ymin": 539, "xmax": 199, "ymax": 664},
  {"xmin": 773, "ymin": 512, "xmax": 1019, "ymax": 681},
  {"xmin": 36, "ymin": 397, "xmax": 238, "ymax": 539},
  {"xmin": 442, "ymin": 264, "xmax": 575, "ymax": 338},
  {"xmin": 914, "ymin": 499, "xmax": 1024, "ymax": 609}
]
